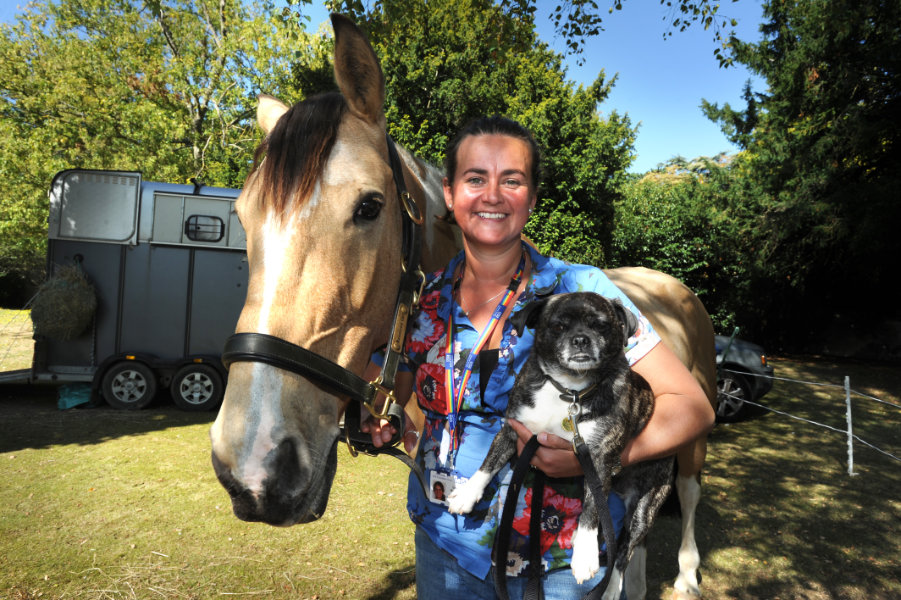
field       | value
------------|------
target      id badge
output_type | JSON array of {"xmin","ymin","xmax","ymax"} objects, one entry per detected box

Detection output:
[{"xmin": 428, "ymin": 470, "xmax": 456, "ymax": 506}]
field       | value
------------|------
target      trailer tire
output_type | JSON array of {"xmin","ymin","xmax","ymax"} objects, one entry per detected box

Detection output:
[
  {"xmin": 102, "ymin": 361, "xmax": 157, "ymax": 410},
  {"xmin": 170, "ymin": 364, "xmax": 223, "ymax": 411}
]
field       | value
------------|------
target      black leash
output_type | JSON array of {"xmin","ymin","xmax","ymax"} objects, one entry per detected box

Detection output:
[
  {"xmin": 489, "ymin": 381, "xmax": 619, "ymax": 600},
  {"xmin": 493, "ymin": 435, "xmax": 543, "ymax": 600}
]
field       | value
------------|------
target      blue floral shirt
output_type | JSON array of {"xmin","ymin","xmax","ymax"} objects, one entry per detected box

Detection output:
[{"xmin": 388, "ymin": 244, "xmax": 660, "ymax": 579}]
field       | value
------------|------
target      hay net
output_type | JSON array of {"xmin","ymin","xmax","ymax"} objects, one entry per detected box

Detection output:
[{"xmin": 30, "ymin": 263, "xmax": 97, "ymax": 341}]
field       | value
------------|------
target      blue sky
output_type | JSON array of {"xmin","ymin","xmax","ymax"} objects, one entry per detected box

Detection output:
[
  {"xmin": 1, "ymin": 1, "xmax": 766, "ymax": 172},
  {"xmin": 532, "ymin": 1, "xmax": 766, "ymax": 172}
]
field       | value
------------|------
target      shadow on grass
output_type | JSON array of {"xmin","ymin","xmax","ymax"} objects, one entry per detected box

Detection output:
[
  {"xmin": 366, "ymin": 565, "xmax": 416, "ymax": 600},
  {"xmin": 0, "ymin": 383, "xmax": 215, "ymax": 453}
]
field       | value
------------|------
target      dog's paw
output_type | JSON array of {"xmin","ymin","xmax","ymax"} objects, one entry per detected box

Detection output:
[
  {"xmin": 446, "ymin": 478, "xmax": 483, "ymax": 514},
  {"xmin": 570, "ymin": 526, "xmax": 600, "ymax": 584}
]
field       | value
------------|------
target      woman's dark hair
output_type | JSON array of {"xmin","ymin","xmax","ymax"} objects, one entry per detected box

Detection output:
[{"xmin": 443, "ymin": 116, "xmax": 542, "ymax": 191}]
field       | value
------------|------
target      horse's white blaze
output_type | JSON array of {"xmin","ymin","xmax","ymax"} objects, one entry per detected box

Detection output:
[
  {"xmin": 257, "ymin": 211, "xmax": 298, "ymax": 334},
  {"xmin": 298, "ymin": 180, "xmax": 322, "ymax": 221},
  {"xmin": 322, "ymin": 139, "xmax": 364, "ymax": 187},
  {"xmin": 241, "ymin": 362, "xmax": 285, "ymax": 493}
]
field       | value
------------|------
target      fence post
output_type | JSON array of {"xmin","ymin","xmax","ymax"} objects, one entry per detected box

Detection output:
[{"xmin": 845, "ymin": 375, "xmax": 857, "ymax": 476}]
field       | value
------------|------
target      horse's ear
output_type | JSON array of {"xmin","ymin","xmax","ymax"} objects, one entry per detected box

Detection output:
[
  {"xmin": 257, "ymin": 94, "xmax": 289, "ymax": 135},
  {"xmin": 330, "ymin": 13, "xmax": 385, "ymax": 125}
]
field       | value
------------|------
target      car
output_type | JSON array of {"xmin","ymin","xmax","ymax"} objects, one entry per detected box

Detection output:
[{"xmin": 715, "ymin": 334, "xmax": 775, "ymax": 422}]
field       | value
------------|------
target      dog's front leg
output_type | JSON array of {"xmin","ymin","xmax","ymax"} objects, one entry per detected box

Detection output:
[
  {"xmin": 447, "ymin": 422, "xmax": 518, "ymax": 514},
  {"xmin": 572, "ymin": 434, "xmax": 620, "ymax": 586},
  {"xmin": 571, "ymin": 481, "xmax": 602, "ymax": 584}
]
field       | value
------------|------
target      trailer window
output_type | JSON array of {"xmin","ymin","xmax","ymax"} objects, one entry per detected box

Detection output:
[{"xmin": 184, "ymin": 215, "xmax": 225, "ymax": 242}]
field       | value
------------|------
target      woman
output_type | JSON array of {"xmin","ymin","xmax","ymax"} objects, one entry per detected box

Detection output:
[{"xmin": 364, "ymin": 116, "xmax": 714, "ymax": 599}]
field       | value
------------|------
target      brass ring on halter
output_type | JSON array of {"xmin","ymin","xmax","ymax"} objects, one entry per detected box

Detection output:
[
  {"xmin": 364, "ymin": 376, "xmax": 399, "ymax": 419},
  {"xmin": 344, "ymin": 429, "xmax": 360, "ymax": 457},
  {"xmin": 400, "ymin": 191, "xmax": 424, "ymax": 225}
]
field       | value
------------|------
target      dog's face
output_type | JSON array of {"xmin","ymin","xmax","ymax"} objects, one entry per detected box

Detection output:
[{"xmin": 512, "ymin": 292, "xmax": 638, "ymax": 376}]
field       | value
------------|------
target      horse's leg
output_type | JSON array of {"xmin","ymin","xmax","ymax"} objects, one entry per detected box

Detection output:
[
  {"xmin": 623, "ymin": 544, "xmax": 647, "ymax": 600},
  {"xmin": 672, "ymin": 437, "xmax": 705, "ymax": 600}
]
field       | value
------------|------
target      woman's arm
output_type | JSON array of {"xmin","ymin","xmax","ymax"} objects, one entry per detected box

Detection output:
[{"xmin": 510, "ymin": 341, "xmax": 715, "ymax": 477}]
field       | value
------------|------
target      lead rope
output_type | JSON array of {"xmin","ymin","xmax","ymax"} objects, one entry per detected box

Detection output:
[{"xmin": 491, "ymin": 381, "xmax": 618, "ymax": 600}]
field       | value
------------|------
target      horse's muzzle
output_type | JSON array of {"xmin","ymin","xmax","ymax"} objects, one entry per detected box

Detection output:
[{"xmin": 210, "ymin": 437, "xmax": 338, "ymax": 526}]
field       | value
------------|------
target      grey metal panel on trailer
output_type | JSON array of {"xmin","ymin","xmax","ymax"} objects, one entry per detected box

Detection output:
[
  {"xmin": 118, "ymin": 243, "xmax": 190, "ymax": 360},
  {"xmin": 188, "ymin": 250, "xmax": 247, "ymax": 356}
]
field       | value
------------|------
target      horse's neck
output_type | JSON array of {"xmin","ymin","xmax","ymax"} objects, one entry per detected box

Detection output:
[{"xmin": 398, "ymin": 147, "xmax": 462, "ymax": 272}]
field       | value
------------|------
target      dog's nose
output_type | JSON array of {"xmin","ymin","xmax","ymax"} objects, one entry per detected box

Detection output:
[{"xmin": 571, "ymin": 335, "xmax": 589, "ymax": 349}]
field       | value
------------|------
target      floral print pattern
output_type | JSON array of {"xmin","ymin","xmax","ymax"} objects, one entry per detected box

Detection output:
[{"xmin": 391, "ymin": 243, "xmax": 659, "ymax": 580}]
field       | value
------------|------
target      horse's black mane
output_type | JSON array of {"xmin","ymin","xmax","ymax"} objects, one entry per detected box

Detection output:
[{"xmin": 251, "ymin": 92, "xmax": 348, "ymax": 215}]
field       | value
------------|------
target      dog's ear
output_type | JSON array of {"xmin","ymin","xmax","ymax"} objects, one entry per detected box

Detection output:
[
  {"xmin": 610, "ymin": 298, "xmax": 640, "ymax": 345},
  {"xmin": 511, "ymin": 297, "xmax": 549, "ymax": 337}
]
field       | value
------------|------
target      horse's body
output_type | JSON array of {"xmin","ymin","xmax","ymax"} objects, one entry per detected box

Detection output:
[{"xmin": 210, "ymin": 14, "xmax": 714, "ymax": 600}]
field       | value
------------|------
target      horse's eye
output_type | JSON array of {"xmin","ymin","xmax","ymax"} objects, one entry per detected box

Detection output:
[{"xmin": 354, "ymin": 195, "xmax": 384, "ymax": 223}]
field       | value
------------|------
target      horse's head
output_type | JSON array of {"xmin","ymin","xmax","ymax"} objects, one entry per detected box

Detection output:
[{"xmin": 209, "ymin": 15, "xmax": 452, "ymax": 525}]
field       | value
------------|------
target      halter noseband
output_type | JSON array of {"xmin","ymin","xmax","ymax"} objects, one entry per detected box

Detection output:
[{"xmin": 221, "ymin": 134, "xmax": 426, "ymax": 459}]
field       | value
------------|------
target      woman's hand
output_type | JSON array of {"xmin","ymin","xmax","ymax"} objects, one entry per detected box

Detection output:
[
  {"xmin": 360, "ymin": 410, "xmax": 419, "ymax": 454},
  {"xmin": 359, "ymin": 363, "xmax": 418, "ymax": 454},
  {"xmin": 508, "ymin": 418, "xmax": 584, "ymax": 479}
]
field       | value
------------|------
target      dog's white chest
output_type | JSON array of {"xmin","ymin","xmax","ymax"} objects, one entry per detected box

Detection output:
[{"xmin": 513, "ymin": 381, "xmax": 597, "ymax": 441}]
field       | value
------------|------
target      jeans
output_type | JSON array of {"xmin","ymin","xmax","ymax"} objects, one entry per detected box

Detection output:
[{"xmin": 414, "ymin": 526, "xmax": 624, "ymax": 600}]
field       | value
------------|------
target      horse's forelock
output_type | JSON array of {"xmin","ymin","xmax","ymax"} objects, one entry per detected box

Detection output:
[{"xmin": 251, "ymin": 92, "xmax": 348, "ymax": 216}]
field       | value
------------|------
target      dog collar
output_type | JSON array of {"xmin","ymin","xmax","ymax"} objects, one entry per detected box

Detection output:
[{"xmin": 546, "ymin": 377, "xmax": 597, "ymax": 404}]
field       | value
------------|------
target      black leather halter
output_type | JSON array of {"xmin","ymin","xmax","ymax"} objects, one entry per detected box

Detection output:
[{"xmin": 221, "ymin": 135, "xmax": 426, "ymax": 458}]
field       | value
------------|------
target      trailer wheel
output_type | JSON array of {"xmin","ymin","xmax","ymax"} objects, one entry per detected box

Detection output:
[
  {"xmin": 102, "ymin": 361, "xmax": 158, "ymax": 410},
  {"xmin": 170, "ymin": 364, "xmax": 223, "ymax": 411}
]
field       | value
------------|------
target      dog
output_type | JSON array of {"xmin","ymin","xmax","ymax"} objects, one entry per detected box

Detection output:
[{"xmin": 447, "ymin": 292, "xmax": 674, "ymax": 599}]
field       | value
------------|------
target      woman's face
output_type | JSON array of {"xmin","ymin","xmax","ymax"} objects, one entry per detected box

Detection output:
[{"xmin": 443, "ymin": 134, "xmax": 537, "ymax": 252}]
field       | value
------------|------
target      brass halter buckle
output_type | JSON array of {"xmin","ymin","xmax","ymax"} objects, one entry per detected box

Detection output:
[
  {"xmin": 344, "ymin": 376, "xmax": 402, "ymax": 458},
  {"xmin": 363, "ymin": 375, "xmax": 399, "ymax": 420}
]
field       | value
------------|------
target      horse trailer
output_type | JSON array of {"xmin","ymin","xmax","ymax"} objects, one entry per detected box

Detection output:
[{"xmin": 22, "ymin": 169, "xmax": 248, "ymax": 410}]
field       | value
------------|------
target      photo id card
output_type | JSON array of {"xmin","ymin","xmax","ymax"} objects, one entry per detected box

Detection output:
[{"xmin": 429, "ymin": 470, "xmax": 456, "ymax": 506}]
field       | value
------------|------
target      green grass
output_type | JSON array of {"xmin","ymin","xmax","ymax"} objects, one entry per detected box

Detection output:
[
  {"xmin": 0, "ymin": 309, "xmax": 33, "ymax": 372},
  {"xmin": 1, "ymin": 355, "xmax": 899, "ymax": 599},
  {"xmin": 0, "ymin": 390, "xmax": 416, "ymax": 600}
]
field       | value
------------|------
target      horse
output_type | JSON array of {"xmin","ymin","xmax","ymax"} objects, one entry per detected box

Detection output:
[{"xmin": 209, "ymin": 13, "xmax": 716, "ymax": 600}]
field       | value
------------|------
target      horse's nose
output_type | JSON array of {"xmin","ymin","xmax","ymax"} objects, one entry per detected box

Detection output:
[{"xmin": 211, "ymin": 438, "xmax": 307, "ymax": 525}]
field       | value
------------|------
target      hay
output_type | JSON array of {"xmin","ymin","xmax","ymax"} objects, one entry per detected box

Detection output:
[{"xmin": 30, "ymin": 264, "xmax": 97, "ymax": 340}]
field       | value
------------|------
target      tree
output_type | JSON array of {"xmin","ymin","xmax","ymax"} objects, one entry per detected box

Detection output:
[
  {"xmin": 702, "ymin": 0, "xmax": 901, "ymax": 343},
  {"xmin": 311, "ymin": 0, "xmax": 635, "ymax": 266},
  {"xmin": 611, "ymin": 154, "xmax": 752, "ymax": 332},
  {"xmin": 0, "ymin": 0, "xmax": 311, "ymax": 291},
  {"xmin": 286, "ymin": 0, "xmax": 743, "ymax": 64}
]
